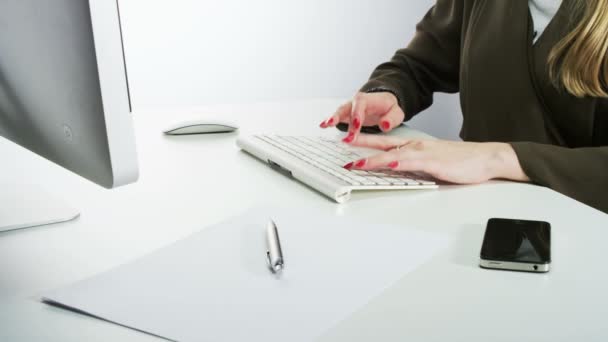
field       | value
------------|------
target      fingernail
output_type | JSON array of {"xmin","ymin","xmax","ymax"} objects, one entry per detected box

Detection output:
[
  {"xmin": 388, "ymin": 161, "xmax": 399, "ymax": 169},
  {"xmin": 381, "ymin": 121, "xmax": 390, "ymax": 131},
  {"xmin": 327, "ymin": 117, "xmax": 335, "ymax": 125},
  {"xmin": 353, "ymin": 117, "xmax": 361, "ymax": 129},
  {"xmin": 354, "ymin": 159, "xmax": 367, "ymax": 168},
  {"xmin": 343, "ymin": 162, "xmax": 354, "ymax": 170},
  {"xmin": 342, "ymin": 132, "xmax": 355, "ymax": 143},
  {"xmin": 319, "ymin": 120, "xmax": 327, "ymax": 128}
]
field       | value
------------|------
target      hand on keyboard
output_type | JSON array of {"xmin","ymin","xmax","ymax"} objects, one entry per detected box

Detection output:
[
  {"xmin": 255, "ymin": 135, "xmax": 436, "ymax": 187},
  {"xmin": 343, "ymin": 134, "xmax": 530, "ymax": 184},
  {"xmin": 319, "ymin": 92, "xmax": 405, "ymax": 143}
]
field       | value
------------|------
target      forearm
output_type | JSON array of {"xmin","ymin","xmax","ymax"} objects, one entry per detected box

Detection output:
[{"xmin": 360, "ymin": 0, "xmax": 463, "ymax": 119}]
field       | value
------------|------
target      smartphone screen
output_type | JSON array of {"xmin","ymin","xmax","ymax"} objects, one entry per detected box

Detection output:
[{"xmin": 480, "ymin": 218, "xmax": 551, "ymax": 264}]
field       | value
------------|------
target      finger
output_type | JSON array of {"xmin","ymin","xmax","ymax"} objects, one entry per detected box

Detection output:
[
  {"xmin": 386, "ymin": 144, "xmax": 437, "ymax": 173},
  {"xmin": 341, "ymin": 92, "xmax": 399, "ymax": 140},
  {"xmin": 386, "ymin": 158, "xmax": 432, "ymax": 173},
  {"xmin": 332, "ymin": 102, "xmax": 352, "ymax": 126},
  {"xmin": 320, "ymin": 102, "xmax": 351, "ymax": 128},
  {"xmin": 346, "ymin": 150, "xmax": 410, "ymax": 170},
  {"xmin": 349, "ymin": 97, "xmax": 366, "ymax": 135},
  {"xmin": 377, "ymin": 104, "xmax": 405, "ymax": 132},
  {"xmin": 349, "ymin": 134, "xmax": 409, "ymax": 151}
]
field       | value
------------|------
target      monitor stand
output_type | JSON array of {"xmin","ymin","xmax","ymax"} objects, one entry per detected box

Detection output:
[{"xmin": 0, "ymin": 183, "xmax": 80, "ymax": 233}]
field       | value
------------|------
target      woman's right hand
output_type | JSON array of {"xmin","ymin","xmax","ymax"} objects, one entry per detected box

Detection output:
[{"xmin": 319, "ymin": 92, "xmax": 405, "ymax": 143}]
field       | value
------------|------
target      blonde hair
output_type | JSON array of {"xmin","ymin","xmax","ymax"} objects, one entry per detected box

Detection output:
[{"xmin": 548, "ymin": 0, "xmax": 608, "ymax": 98}]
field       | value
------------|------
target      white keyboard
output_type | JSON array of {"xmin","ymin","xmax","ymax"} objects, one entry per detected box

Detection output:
[{"xmin": 255, "ymin": 135, "xmax": 436, "ymax": 187}]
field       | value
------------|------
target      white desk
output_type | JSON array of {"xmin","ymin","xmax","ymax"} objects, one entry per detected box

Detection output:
[{"xmin": 1, "ymin": 99, "xmax": 607, "ymax": 341}]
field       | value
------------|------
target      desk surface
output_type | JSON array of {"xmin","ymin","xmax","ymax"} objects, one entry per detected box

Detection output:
[{"xmin": 1, "ymin": 99, "xmax": 607, "ymax": 342}]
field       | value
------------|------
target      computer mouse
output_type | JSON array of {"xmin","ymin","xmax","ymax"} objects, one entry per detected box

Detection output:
[{"xmin": 163, "ymin": 120, "xmax": 239, "ymax": 135}]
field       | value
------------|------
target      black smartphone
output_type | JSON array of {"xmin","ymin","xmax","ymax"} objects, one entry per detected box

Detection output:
[{"xmin": 480, "ymin": 218, "xmax": 551, "ymax": 273}]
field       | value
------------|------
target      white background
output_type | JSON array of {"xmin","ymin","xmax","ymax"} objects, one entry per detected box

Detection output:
[{"xmin": 118, "ymin": 0, "xmax": 462, "ymax": 139}]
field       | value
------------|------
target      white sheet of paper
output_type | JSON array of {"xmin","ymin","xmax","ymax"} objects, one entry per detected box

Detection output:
[{"xmin": 43, "ymin": 209, "xmax": 450, "ymax": 342}]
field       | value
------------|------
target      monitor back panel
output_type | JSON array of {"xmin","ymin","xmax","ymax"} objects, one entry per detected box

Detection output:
[{"xmin": 0, "ymin": 0, "xmax": 132, "ymax": 188}]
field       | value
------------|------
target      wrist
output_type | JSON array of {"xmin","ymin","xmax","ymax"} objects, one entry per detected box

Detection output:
[{"xmin": 487, "ymin": 143, "xmax": 530, "ymax": 182}]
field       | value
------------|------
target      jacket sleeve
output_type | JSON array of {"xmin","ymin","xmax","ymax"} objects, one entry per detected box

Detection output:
[
  {"xmin": 510, "ymin": 100, "xmax": 608, "ymax": 213},
  {"xmin": 360, "ymin": 0, "xmax": 464, "ymax": 119},
  {"xmin": 510, "ymin": 143, "xmax": 608, "ymax": 213}
]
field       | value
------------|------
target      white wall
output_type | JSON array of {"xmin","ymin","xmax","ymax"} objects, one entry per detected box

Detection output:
[{"xmin": 119, "ymin": 0, "xmax": 462, "ymax": 140}]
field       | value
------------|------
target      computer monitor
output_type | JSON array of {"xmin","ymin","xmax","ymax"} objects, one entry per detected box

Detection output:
[{"xmin": 0, "ymin": 0, "xmax": 139, "ymax": 231}]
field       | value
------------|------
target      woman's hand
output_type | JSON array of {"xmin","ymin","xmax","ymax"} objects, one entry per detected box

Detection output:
[
  {"xmin": 319, "ymin": 92, "xmax": 405, "ymax": 143},
  {"xmin": 343, "ymin": 134, "xmax": 530, "ymax": 184}
]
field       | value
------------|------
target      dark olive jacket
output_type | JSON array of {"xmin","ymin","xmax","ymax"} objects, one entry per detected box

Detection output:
[{"xmin": 361, "ymin": 0, "xmax": 608, "ymax": 213}]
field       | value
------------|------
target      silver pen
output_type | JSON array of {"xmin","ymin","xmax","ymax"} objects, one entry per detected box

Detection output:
[{"xmin": 266, "ymin": 220, "xmax": 284, "ymax": 274}]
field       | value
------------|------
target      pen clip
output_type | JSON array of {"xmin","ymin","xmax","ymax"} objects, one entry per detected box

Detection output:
[{"xmin": 266, "ymin": 251, "xmax": 273, "ymax": 270}]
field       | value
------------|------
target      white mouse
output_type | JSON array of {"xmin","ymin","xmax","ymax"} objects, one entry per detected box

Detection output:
[{"xmin": 163, "ymin": 120, "xmax": 239, "ymax": 135}]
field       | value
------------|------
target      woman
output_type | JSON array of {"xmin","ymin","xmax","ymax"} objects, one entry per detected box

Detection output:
[{"xmin": 320, "ymin": 0, "xmax": 608, "ymax": 213}]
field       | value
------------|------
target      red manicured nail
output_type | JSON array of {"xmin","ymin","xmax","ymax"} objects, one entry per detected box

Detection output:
[
  {"xmin": 342, "ymin": 133, "xmax": 355, "ymax": 143},
  {"xmin": 388, "ymin": 161, "xmax": 399, "ymax": 169},
  {"xmin": 343, "ymin": 162, "xmax": 354, "ymax": 170},
  {"xmin": 319, "ymin": 120, "xmax": 327, "ymax": 128},
  {"xmin": 327, "ymin": 117, "xmax": 335, "ymax": 125},
  {"xmin": 353, "ymin": 117, "xmax": 361, "ymax": 129},
  {"xmin": 355, "ymin": 159, "xmax": 366, "ymax": 168},
  {"xmin": 381, "ymin": 121, "xmax": 390, "ymax": 131}
]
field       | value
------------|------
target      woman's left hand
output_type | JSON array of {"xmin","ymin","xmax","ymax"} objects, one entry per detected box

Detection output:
[{"xmin": 344, "ymin": 134, "xmax": 530, "ymax": 184}]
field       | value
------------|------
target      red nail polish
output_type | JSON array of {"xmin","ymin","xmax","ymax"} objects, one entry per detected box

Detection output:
[
  {"xmin": 319, "ymin": 121, "xmax": 327, "ymax": 128},
  {"xmin": 353, "ymin": 117, "xmax": 361, "ymax": 129},
  {"xmin": 343, "ymin": 162, "xmax": 354, "ymax": 170},
  {"xmin": 355, "ymin": 159, "xmax": 366, "ymax": 168},
  {"xmin": 327, "ymin": 117, "xmax": 335, "ymax": 125},
  {"xmin": 381, "ymin": 121, "xmax": 390, "ymax": 131},
  {"xmin": 342, "ymin": 133, "xmax": 355, "ymax": 143},
  {"xmin": 388, "ymin": 161, "xmax": 399, "ymax": 169}
]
